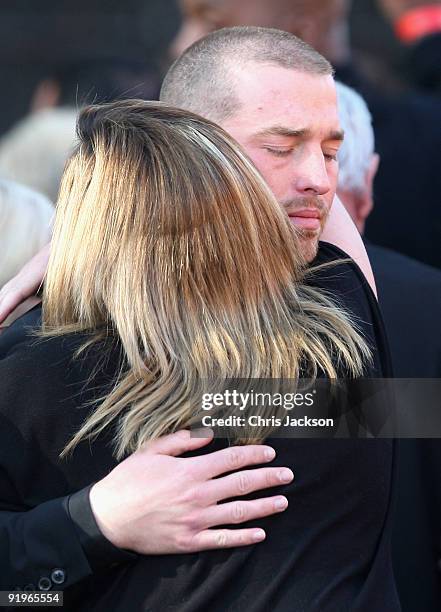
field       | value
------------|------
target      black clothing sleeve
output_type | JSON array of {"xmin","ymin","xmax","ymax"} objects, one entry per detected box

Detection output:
[
  {"xmin": 0, "ymin": 496, "xmax": 92, "ymax": 591},
  {"xmin": 67, "ymin": 486, "xmax": 136, "ymax": 573},
  {"xmin": 0, "ymin": 488, "xmax": 134, "ymax": 591}
]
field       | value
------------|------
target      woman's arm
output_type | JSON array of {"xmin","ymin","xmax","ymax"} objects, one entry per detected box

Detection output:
[{"xmin": 321, "ymin": 196, "xmax": 377, "ymax": 297}]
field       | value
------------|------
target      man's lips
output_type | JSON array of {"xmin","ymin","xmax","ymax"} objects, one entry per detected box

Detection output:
[{"xmin": 287, "ymin": 209, "xmax": 322, "ymax": 231}]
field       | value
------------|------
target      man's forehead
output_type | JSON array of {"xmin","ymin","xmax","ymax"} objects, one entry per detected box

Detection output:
[
  {"xmin": 225, "ymin": 65, "xmax": 339, "ymax": 130},
  {"xmin": 230, "ymin": 62, "xmax": 336, "ymax": 99}
]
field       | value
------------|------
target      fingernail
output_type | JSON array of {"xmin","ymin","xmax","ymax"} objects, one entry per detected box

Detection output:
[
  {"xmin": 279, "ymin": 469, "xmax": 294, "ymax": 483},
  {"xmin": 274, "ymin": 497, "xmax": 288, "ymax": 510},
  {"xmin": 253, "ymin": 529, "xmax": 266, "ymax": 541},
  {"xmin": 264, "ymin": 447, "xmax": 276, "ymax": 461}
]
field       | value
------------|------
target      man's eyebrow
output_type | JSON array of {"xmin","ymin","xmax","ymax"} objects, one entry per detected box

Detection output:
[
  {"xmin": 328, "ymin": 129, "xmax": 345, "ymax": 142},
  {"xmin": 253, "ymin": 126, "xmax": 309, "ymax": 139},
  {"xmin": 253, "ymin": 126, "xmax": 345, "ymax": 141}
]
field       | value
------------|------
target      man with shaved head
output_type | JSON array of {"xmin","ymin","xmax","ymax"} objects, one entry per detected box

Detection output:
[
  {"xmin": 169, "ymin": 0, "xmax": 441, "ymax": 270},
  {"xmin": 163, "ymin": 27, "xmax": 346, "ymax": 262}
]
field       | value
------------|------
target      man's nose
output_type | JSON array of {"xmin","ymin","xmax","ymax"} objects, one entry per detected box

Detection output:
[{"xmin": 293, "ymin": 151, "xmax": 331, "ymax": 196}]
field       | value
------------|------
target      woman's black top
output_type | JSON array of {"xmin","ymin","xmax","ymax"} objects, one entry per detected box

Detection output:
[{"xmin": 0, "ymin": 243, "xmax": 400, "ymax": 611}]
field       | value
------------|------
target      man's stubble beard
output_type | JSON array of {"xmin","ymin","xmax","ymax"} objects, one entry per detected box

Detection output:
[
  {"xmin": 298, "ymin": 230, "xmax": 321, "ymax": 263},
  {"xmin": 282, "ymin": 196, "xmax": 330, "ymax": 263}
]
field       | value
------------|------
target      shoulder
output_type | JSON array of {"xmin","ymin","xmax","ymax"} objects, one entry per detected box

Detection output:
[
  {"xmin": 0, "ymin": 331, "xmax": 122, "ymax": 424},
  {"xmin": 0, "ymin": 305, "xmax": 42, "ymax": 359},
  {"xmin": 2, "ymin": 333, "xmax": 91, "ymax": 384},
  {"xmin": 367, "ymin": 242, "xmax": 441, "ymax": 324},
  {"xmin": 310, "ymin": 242, "xmax": 392, "ymax": 377},
  {"xmin": 311, "ymin": 242, "xmax": 376, "ymax": 303},
  {"xmin": 0, "ymin": 333, "xmax": 120, "ymax": 507}
]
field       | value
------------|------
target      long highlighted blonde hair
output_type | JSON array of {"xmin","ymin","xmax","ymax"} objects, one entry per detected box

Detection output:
[{"xmin": 43, "ymin": 100, "xmax": 370, "ymax": 458}]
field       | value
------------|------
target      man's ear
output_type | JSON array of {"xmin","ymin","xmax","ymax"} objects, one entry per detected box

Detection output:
[
  {"xmin": 360, "ymin": 153, "xmax": 380, "ymax": 221},
  {"xmin": 367, "ymin": 153, "xmax": 380, "ymax": 191}
]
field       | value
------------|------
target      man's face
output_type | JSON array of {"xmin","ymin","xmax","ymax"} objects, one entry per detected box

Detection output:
[{"xmin": 220, "ymin": 64, "xmax": 342, "ymax": 261}]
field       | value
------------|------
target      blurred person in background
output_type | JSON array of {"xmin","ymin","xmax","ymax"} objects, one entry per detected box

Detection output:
[
  {"xmin": 0, "ymin": 109, "xmax": 77, "ymax": 203},
  {"xmin": 336, "ymin": 79, "xmax": 441, "ymax": 612},
  {"xmin": 0, "ymin": 179, "xmax": 53, "ymax": 289},
  {"xmin": 169, "ymin": 0, "xmax": 441, "ymax": 269},
  {"xmin": 170, "ymin": 0, "xmax": 351, "ymax": 65},
  {"xmin": 336, "ymin": 80, "xmax": 441, "ymax": 379},
  {"xmin": 0, "ymin": 58, "xmax": 160, "ymax": 203},
  {"xmin": 30, "ymin": 58, "xmax": 160, "ymax": 112},
  {"xmin": 0, "ymin": 0, "xmax": 176, "ymax": 136}
]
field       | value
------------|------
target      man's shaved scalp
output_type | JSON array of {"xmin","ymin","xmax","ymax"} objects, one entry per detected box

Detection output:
[{"xmin": 160, "ymin": 26, "xmax": 333, "ymax": 123}]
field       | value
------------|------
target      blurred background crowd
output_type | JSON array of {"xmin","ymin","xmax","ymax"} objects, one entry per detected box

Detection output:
[
  {"xmin": 1, "ymin": 1, "xmax": 441, "ymax": 611},
  {"xmin": 1, "ymin": 0, "xmax": 441, "ymax": 274}
]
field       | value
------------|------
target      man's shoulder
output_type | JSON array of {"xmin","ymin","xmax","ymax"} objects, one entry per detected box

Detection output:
[
  {"xmin": 366, "ymin": 242, "xmax": 441, "ymax": 377},
  {"xmin": 314, "ymin": 241, "xmax": 351, "ymax": 263},
  {"xmin": 367, "ymin": 241, "xmax": 438, "ymax": 269},
  {"xmin": 312, "ymin": 241, "xmax": 391, "ymax": 378},
  {"xmin": 311, "ymin": 241, "xmax": 370, "ymax": 297}
]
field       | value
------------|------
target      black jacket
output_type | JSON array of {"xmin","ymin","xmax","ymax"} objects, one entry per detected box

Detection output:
[
  {"xmin": 367, "ymin": 241, "xmax": 441, "ymax": 612},
  {"xmin": 0, "ymin": 244, "xmax": 399, "ymax": 610},
  {"xmin": 367, "ymin": 242, "xmax": 441, "ymax": 378}
]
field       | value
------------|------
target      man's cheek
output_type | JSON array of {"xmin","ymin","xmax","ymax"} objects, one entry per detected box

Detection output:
[
  {"xmin": 257, "ymin": 167, "xmax": 288, "ymax": 201},
  {"xmin": 246, "ymin": 151, "xmax": 273, "ymax": 178},
  {"xmin": 239, "ymin": 148, "xmax": 287, "ymax": 201},
  {"xmin": 329, "ymin": 165, "xmax": 339, "ymax": 194}
]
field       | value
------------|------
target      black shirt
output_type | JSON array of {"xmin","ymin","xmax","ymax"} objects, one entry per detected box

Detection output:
[{"xmin": 0, "ymin": 243, "xmax": 399, "ymax": 610}]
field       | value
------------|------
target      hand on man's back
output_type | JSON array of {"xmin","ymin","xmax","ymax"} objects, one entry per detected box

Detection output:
[{"xmin": 90, "ymin": 429, "xmax": 293, "ymax": 554}]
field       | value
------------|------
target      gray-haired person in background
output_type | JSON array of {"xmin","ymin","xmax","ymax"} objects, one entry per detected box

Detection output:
[
  {"xmin": 0, "ymin": 179, "xmax": 53, "ymax": 289},
  {"xmin": 336, "ymin": 80, "xmax": 441, "ymax": 612}
]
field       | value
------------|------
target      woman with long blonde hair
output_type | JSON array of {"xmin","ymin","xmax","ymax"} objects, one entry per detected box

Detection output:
[
  {"xmin": 44, "ymin": 99, "xmax": 368, "ymax": 457},
  {"xmin": 0, "ymin": 100, "xmax": 395, "ymax": 611}
]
